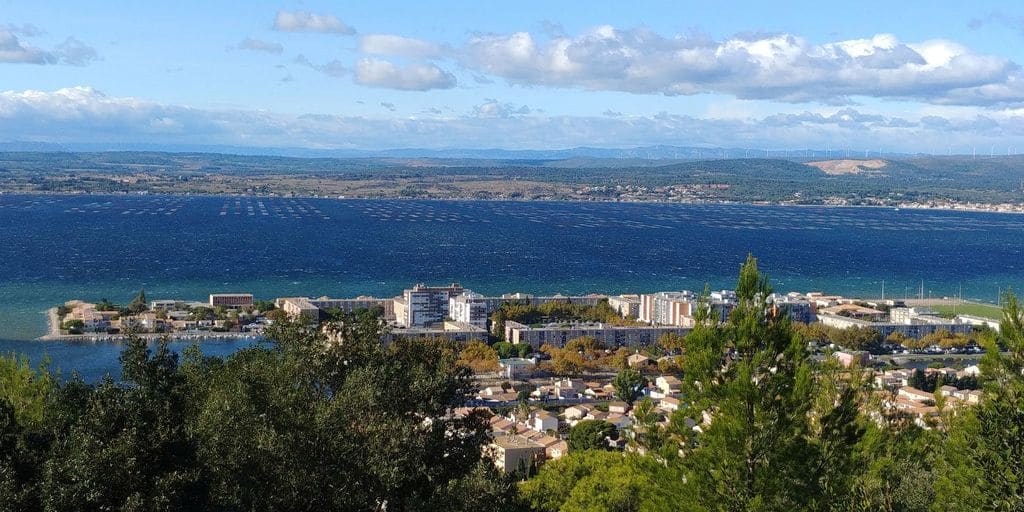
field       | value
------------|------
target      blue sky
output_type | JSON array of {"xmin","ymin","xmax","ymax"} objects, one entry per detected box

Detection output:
[{"xmin": 3, "ymin": 0, "xmax": 1024, "ymax": 152}]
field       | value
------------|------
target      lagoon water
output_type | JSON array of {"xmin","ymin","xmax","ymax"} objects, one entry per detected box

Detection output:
[{"xmin": 1, "ymin": 194, "xmax": 1022, "ymax": 379}]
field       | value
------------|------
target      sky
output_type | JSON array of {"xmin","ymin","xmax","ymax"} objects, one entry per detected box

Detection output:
[{"xmin": 3, "ymin": 0, "xmax": 1024, "ymax": 152}]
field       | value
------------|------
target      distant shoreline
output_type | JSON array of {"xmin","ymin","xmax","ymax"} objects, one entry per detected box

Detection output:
[
  {"xmin": 37, "ymin": 330, "xmax": 263, "ymax": 343},
  {"xmin": 2, "ymin": 190, "xmax": 1022, "ymax": 216},
  {"xmin": 39, "ymin": 307, "xmax": 262, "ymax": 342}
]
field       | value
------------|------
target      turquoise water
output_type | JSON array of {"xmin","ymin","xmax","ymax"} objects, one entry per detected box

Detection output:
[{"xmin": 1, "ymin": 194, "xmax": 1022, "ymax": 378}]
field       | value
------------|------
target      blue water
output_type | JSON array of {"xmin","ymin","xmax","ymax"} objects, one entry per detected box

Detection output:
[
  {"xmin": 0, "ymin": 337, "xmax": 261, "ymax": 382},
  {"xmin": 1, "ymin": 194, "xmax": 1022, "ymax": 379}
]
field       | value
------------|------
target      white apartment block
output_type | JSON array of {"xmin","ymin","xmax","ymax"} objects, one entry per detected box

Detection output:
[
  {"xmin": 395, "ymin": 283, "xmax": 465, "ymax": 327},
  {"xmin": 449, "ymin": 292, "xmax": 489, "ymax": 330},
  {"xmin": 639, "ymin": 291, "xmax": 697, "ymax": 326}
]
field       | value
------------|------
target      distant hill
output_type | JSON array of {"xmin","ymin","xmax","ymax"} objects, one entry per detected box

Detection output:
[{"xmin": 0, "ymin": 150, "xmax": 1020, "ymax": 205}]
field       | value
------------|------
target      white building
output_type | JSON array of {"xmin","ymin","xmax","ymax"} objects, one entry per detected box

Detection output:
[
  {"xmin": 395, "ymin": 283, "xmax": 465, "ymax": 327},
  {"xmin": 449, "ymin": 292, "xmax": 489, "ymax": 330},
  {"xmin": 817, "ymin": 312, "xmax": 973, "ymax": 339},
  {"xmin": 639, "ymin": 291, "xmax": 697, "ymax": 326}
]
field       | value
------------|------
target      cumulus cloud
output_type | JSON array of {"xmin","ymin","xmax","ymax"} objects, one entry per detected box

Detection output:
[
  {"xmin": 380, "ymin": 101, "xmax": 396, "ymax": 111},
  {"xmin": 0, "ymin": 29, "xmax": 54, "ymax": 63},
  {"xmin": 460, "ymin": 27, "xmax": 1024, "ymax": 106},
  {"xmin": 473, "ymin": 99, "xmax": 531, "ymax": 118},
  {"xmin": 359, "ymin": 34, "xmax": 447, "ymax": 59},
  {"xmin": 3, "ymin": 86, "xmax": 1024, "ymax": 152},
  {"xmin": 3, "ymin": 23, "xmax": 44, "ymax": 37},
  {"xmin": 354, "ymin": 58, "xmax": 456, "ymax": 90},
  {"xmin": 273, "ymin": 11, "xmax": 355, "ymax": 34},
  {"xmin": 54, "ymin": 37, "xmax": 98, "ymax": 66},
  {"xmin": 294, "ymin": 54, "xmax": 348, "ymax": 77},
  {"xmin": 237, "ymin": 38, "xmax": 283, "ymax": 54},
  {"xmin": 0, "ymin": 30, "xmax": 97, "ymax": 65}
]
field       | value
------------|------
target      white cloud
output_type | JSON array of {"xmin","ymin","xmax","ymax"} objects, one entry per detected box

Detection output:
[
  {"xmin": 473, "ymin": 99, "xmax": 531, "ymax": 118},
  {"xmin": 3, "ymin": 86, "xmax": 1024, "ymax": 152},
  {"xmin": 54, "ymin": 37, "xmax": 98, "ymax": 66},
  {"xmin": 359, "ymin": 34, "xmax": 447, "ymax": 59},
  {"xmin": 3, "ymin": 24, "xmax": 44, "ymax": 37},
  {"xmin": 237, "ymin": 38, "xmax": 283, "ymax": 54},
  {"xmin": 294, "ymin": 54, "xmax": 348, "ymax": 77},
  {"xmin": 461, "ymin": 27, "xmax": 1024, "ymax": 106},
  {"xmin": 354, "ymin": 58, "xmax": 456, "ymax": 91},
  {"xmin": 273, "ymin": 11, "xmax": 355, "ymax": 35},
  {"xmin": 0, "ymin": 29, "xmax": 53, "ymax": 64},
  {"xmin": 0, "ymin": 30, "xmax": 97, "ymax": 65}
]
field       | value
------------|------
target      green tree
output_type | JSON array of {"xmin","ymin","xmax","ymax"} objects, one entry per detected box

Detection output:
[
  {"xmin": 628, "ymin": 397, "xmax": 667, "ymax": 455},
  {"xmin": 127, "ymin": 289, "xmax": 148, "ymax": 315},
  {"xmin": 520, "ymin": 451, "xmax": 690, "ymax": 512},
  {"xmin": 253, "ymin": 300, "xmax": 276, "ymax": 313},
  {"xmin": 61, "ymin": 319, "xmax": 85, "ymax": 333},
  {"xmin": 612, "ymin": 368, "xmax": 647, "ymax": 405},
  {"xmin": 41, "ymin": 336, "xmax": 207, "ymax": 511},
  {"xmin": 675, "ymin": 255, "xmax": 818, "ymax": 510},
  {"xmin": 0, "ymin": 310, "xmax": 520, "ymax": 512},
  {"xmin": 806, "ymin": 356, "xmax": 869, "ymax": 511},
  {"xmin": 458, "ymin": 340, "xmax": 500, "ymax": 373},
  {"xmin": 656, "ymin": 332, "xmax": 686, "ymax": 353},
  {"xmin": 935, "ymin": 291, "xmax": 1024, "ymax": 509},
  {"xmin": 568, "ymin": 420, "xmax": 617, "ymax": 452}
]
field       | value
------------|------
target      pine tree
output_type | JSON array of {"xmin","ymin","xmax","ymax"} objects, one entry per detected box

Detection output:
[
  {"xmin": 678, "ymin": 255, "xmax": 818, "ymax": 510},
  {"xmin": 935, "ymin": 291, "xmax": 1024, "ymax": 509}
]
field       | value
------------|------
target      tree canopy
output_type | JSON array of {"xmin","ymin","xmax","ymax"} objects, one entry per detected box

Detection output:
[{"xmin": 0, "ymin": 311, "xmax": 519, "ymax": 511}]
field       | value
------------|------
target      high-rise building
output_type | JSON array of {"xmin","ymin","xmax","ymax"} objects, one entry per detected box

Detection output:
[
  {"xmin": 394, "ymin": 283, "xmax": 465, "ymax": 327},
  {"xmin": 449, "ymin": 292, "xmax": 489, "ymax": 330},
  {"xmin": 639, "ymin": 291, "xmax": 696, "ymax": 326}
]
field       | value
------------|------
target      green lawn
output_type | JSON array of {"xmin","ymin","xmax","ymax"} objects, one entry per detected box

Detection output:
[{"xmin": 931, "ymin": 303, "xmax": 1004, "ymax": 320}]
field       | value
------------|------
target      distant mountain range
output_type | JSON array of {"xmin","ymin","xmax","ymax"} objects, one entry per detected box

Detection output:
[{"xmin": 0, "ymin": 141, "xmax": 916, "ymax": 160}]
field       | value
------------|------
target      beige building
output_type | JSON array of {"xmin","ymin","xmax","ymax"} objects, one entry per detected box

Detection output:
[
  {"xmin": 276, "ymin": 296, "xmax": 392, "ymax": 320},
  {"xmin": 383, "ymin": 320, "xmax": 488, "ymax": 343},
  {"xmin": 486, "ymin": 435, "xmax": 545, "ymax": 473},
  {"xmin": 607, "ymin": 294, "xmax": 641, "ymax": 318}
]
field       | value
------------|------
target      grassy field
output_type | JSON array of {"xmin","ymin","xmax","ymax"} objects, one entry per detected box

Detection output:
[{"xmin": 931, "ymin": 302, "xmax": 1004, "ymax": 320}]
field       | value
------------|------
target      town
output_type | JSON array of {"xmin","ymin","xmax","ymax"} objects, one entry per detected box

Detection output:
[
  {"xmin": 50, "ymin": 282, "xmax": 999, "ymax": 350},
  {"xmin": 50, "ymin": 282, "xmax": 996, "ymax": 473}
]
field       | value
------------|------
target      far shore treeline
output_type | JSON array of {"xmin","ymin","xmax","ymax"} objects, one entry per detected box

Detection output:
[
  {"xmin": 2, "ymin": 255, "xmax": 1023, "ymax": 510},
  {"xmin": 2, "ymin": 151, "xmax": 1024, "ymax": 208}
]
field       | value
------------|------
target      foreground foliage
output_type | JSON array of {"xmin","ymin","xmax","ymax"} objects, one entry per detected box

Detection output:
[{"xmin": 0, "ymin": 311, "xmax": 519, "ymax": 512}]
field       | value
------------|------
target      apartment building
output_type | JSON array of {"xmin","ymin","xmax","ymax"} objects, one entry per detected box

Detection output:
[
  {"xmin": 607, "ymin": 294, "xmax": 641, "ymax": 318},
  {"xmin": 208, "ymin": 293, "xmax": 253, "ymax": 308},
  {"xmin": 394, "ymin": 283, "xmax": 465, "ymax": 327},
  {"xmin": 449, "ymin": 292, "xmax": 489, "ymax": 329},
  {"xmin": 276, "ymin": 296, "xmax": 393, "ymax": 320},
  {"xmin": 639, "ymin": 291, "xmax": 697, "ymax": 326},
  {"xmin": 505, "ymin": 320, "xmax": 690, "ymax": 348}
]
